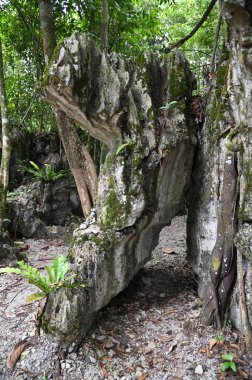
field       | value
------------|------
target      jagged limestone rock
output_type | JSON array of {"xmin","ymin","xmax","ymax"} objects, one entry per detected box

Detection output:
[
  {"xmin": 42, "ymin": 33, "xmax": 196, "ymax": 343},
  {"xmin": 8, "ymin": 178, "xmax": 81, "ymax": 238},
  {"xmin": 187, "ymin": 1, "xmax": 252, "ymax": 331}
]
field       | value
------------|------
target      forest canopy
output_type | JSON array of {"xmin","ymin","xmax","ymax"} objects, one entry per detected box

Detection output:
[{"xmin": 0, "ymin": 0, "xmax": 221, "ymax": 132}]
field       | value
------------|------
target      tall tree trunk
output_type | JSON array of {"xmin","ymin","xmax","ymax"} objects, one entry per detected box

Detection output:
[
  {"xmin": 0, "ymin": 38, "xmax": 11, "ymax": 232},
  {"xmin": 100, "ymin": 0, "xmax": 109, "ymax": 53},
  {"xmin": 37, "ymin": 0, "xmax": 97, "ymax": 217},
  {"xmin": 37, "ymin": 0, "xmax": 56, "ymax": 65}
]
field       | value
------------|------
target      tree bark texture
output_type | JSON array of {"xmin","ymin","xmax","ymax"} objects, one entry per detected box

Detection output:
[
  {"xmin": 100, "ymin": 0, "xmax": 109, "ymax": 53},
  {"xmin": 38, "ymin": 0, "xmax": 97, "ymax": 217},
  {"xmin": 41, "ymin": 33, "xmax": 196, "ymax": 343},
  {"xmin": 0, "ymin": 38, "xmax": 11, "ymax": 232},
  {"xmin": 187, "ymin": 0, "xmax": 252, "ymax": 348},
  {"xmin": 37, "ymin": 0, "xmax": 56, "ymax": 65}
]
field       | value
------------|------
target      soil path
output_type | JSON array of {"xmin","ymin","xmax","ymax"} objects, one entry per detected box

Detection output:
[{"xmin": 0, "ymin": 217, "xmax": 251, "ymax": 380}]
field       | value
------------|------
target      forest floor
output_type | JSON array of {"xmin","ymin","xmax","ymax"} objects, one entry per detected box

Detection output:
[{"xmin": 0, "ymin": 217, "xmax": 252, "ymax": 380}]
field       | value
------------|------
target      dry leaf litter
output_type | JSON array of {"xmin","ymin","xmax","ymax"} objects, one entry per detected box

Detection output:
[{"xmin": 0, "ymin": 217, "xmax": 251, "ymax": 380}]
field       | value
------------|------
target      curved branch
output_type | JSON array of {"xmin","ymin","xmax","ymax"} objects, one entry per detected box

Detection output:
[{"xmin": 164, "ymin": 0, "xmax": 218, "ymax": 52}]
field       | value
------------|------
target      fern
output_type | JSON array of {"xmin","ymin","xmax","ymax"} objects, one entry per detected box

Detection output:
[
  {"xmin": 0, "ymin": 255, "xmax": 80, "ymax": 303},
  {"xmin": 45, "ymin": 255, "xmax": 69, "ymax": 284},
  {"xmin": 115, "ymin": 139, "xmax": 133, "ymax": 156},
  {"xmin": 27, "ymin": 161, "xmax": 70, "ymax": 182},
  {"xmin": 159, "ymin": 100, "xmax": 178, "ymax": 110}
]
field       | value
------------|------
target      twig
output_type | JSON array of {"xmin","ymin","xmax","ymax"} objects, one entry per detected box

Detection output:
[
  {"xmin": 218, "ymin": 125, "xmax": 231, "ymax": 139},
  {"xmin": 164, "ymin": 0, "xmax": 218, "ymax": 52},
  {"xmin": 20, "ymin": 91, "xmax": 38, "ymax": 125},
  {"xmin": 2, "ymin": 287, "xmax": 27, "ymax": 315}
]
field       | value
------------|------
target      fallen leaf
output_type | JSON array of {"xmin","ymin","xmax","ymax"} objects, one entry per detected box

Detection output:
[
  {"xmin": 238, "ymin": 369, "xmax": 249, "ymax": 378},
  {"xmin": 7, "ymin": 340, "xmax": 28, "ymax": 371},
  {"xmin": 230, "ymin": 343, "xmax": 239, "ymax": 349},
  {"xmin": 42, "ymin": 245, "xmax": 49, "ymax": 250},
  {"xmin": 104, "ymin": 336, "xmax": 120, "ymax": 349},
  {"xmin": 104, "ymin": 340, "xmax": 115, "ymax": 349},
  {"xmin": 99, "ymin": 362, "xmax": 109, "ymax": 378},
  {"xmin": 168, "ymin": 340, "xmax": 177, "ymax": 353},
  {"xmin": 162, "ymin": 247, "xmax": 178, "ymax": 254},
  {"xmin": 209, "ymin": 338, "xmax": 217, "ymax": 350},
  {"xmin": 49, "ymin": 241, "xmax": 64, "ymax": 247},
  {"xmin": 165, "ymin": 307, "xmax": 174, "ymax": 314},
  {"xmin": 137, "ymin": 374, "xmax": 148, "ymax": 380},
  {"xmin": 153, "ymin": 357, "xmax": 165, "ymax": 365},
  {"xmin": 158, "ymin": 335, "xmax": 172, "ymax": 342},
  {"xmin": 218, "ymin": 373, "xmax": 226, "ymax": 380},
  {"xmin": 232, "ymin": 332, "xmax": 238, "ymax": 340},
  {"xmin": 235, "ymin": 357, "xmax": 248, "ymax": 365},
  {"xmin": 198, "ymin": 347, "xmax": 207, "ymax": 353},
  {"xmin": 18, "ymin": 244, "xmax": 29, "ymax": 252}
]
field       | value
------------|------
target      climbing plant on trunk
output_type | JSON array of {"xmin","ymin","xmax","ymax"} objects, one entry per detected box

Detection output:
[{"xmin": 0, "ymin": 37, "xmax": 11, "ymax": 232}]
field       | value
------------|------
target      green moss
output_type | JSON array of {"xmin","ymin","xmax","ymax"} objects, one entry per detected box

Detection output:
[
  {"xmin": 105, "ymin": 190, "xmax": 122, "ymax": 226},
  {"xmin": 41, "ymin": 315, "xmax": 59, "ymax": 335},
  {"xmin": 206, "ymin": 61, "xmax": 230, "ymax": 143},
  {"xmin": 212, "ymin": 257, "xmax": 221, "ymax": 271},
  {"xmin": 169, "ymin": 64, "xmax": 188, "ymax": 100}
]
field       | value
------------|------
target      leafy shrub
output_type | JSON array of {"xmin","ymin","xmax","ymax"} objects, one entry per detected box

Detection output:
[{"xmin": 27, "ymin": 161, "xmax": 70, "ymax": 182}]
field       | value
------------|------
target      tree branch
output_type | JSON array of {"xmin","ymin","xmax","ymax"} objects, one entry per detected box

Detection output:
[{"xmin": 164, "ymin": 0, "xmax": 218, "ymax": 52}]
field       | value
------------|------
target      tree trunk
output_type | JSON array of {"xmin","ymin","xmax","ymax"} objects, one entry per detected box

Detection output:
[
  {"xmin": 0, "ymin": 38, "xmax": 11, "ymax": 232},
  {"xmin": 100, "ymin": 0, "xmax": 109, "ymax": 53},
  {"xmin": 37, "ymin": 0, "xmax": 56, "ymax": 65},
  {"xmin": 37, "ymin": 0, "xmax": 97, "ymax": 217}
]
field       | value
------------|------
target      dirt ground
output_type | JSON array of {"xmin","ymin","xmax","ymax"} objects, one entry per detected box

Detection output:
[{"xmin": 0, "ymin": 217, "xmax": 251, "ymax": 380}]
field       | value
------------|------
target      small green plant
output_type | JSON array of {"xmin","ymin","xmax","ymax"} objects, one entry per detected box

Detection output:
[
  {"xmin": 115, "ymin": 139, "xmax": 133, "ymax": 156},
  {"xmin": 159, "ymin": 100, "xmax": 178, "ymax": 111},
  {"xmin": 220, "ymin": 352, "xmax": 237, "ymax": 373},
  {"xmin": 214, "ymin": 335, "xmax": 225, "ymax": 344},
  {"xmin": 226, "ymin": 319, "xmax": 233, "ymax": 329},
  {"xmin": 7, "ymin": 191, "xmax": 17, "ymax": 200},
  {"xmin": 0, "ymin": 255, "xmax": 82, "ymax": 302},
  {"xmin": 27, "ymin": 161, "xmax": 70, "ymax": 182}
]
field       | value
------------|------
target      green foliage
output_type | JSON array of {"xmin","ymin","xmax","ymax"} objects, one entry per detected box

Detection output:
[
  {"xmin": 0, "ymin": 255, "xmax": 81, "ymax": 303},
  {"xmin": 0, "ymin": 0, "xmax": 221, "ymax": 134},
  {"xmin": 214, "ymin": 335, "xmax": 225, "ymax": 344},
  {"xmin": 160, "ymin": 100, "xmax": 178, "ymax": 110},
  {"xmin": 27, "ymin": 161, "xmax": 70, "ymax": 182},
  {"xmin": 220, "ymin": 352, "xmax": 237, "ymax": 373},
  {"xmin": 6, "ymin": 191, "xmax": 17, "ymax": 200},
  {"xmin": 115, "ymin": 139, "xmax": 133, "ymax": 156}
]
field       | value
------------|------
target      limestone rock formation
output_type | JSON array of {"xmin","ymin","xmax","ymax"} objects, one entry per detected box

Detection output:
[
  {"xmin": 42, "ymin": 33, "xmax": 196, "ymax": 342},
  {"xmin": 187, "ymin": 0, "xmax": 252, "ymax": 339},
  {"xmin": 8, "ymin": 177, "xmax": 82, "ymax": 238}
]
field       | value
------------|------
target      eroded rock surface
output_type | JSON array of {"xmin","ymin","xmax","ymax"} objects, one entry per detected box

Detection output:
[
  {"xmin": 8, "ymin": 178, "xmax": 82, "ymax": 238},
  {"xmin": 187, "ymin": 1, "xmax": 252, "ymax": 332},
  {"xmin": 42, "ymin": 33, "xmax": 196, "ymax": 342}
]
